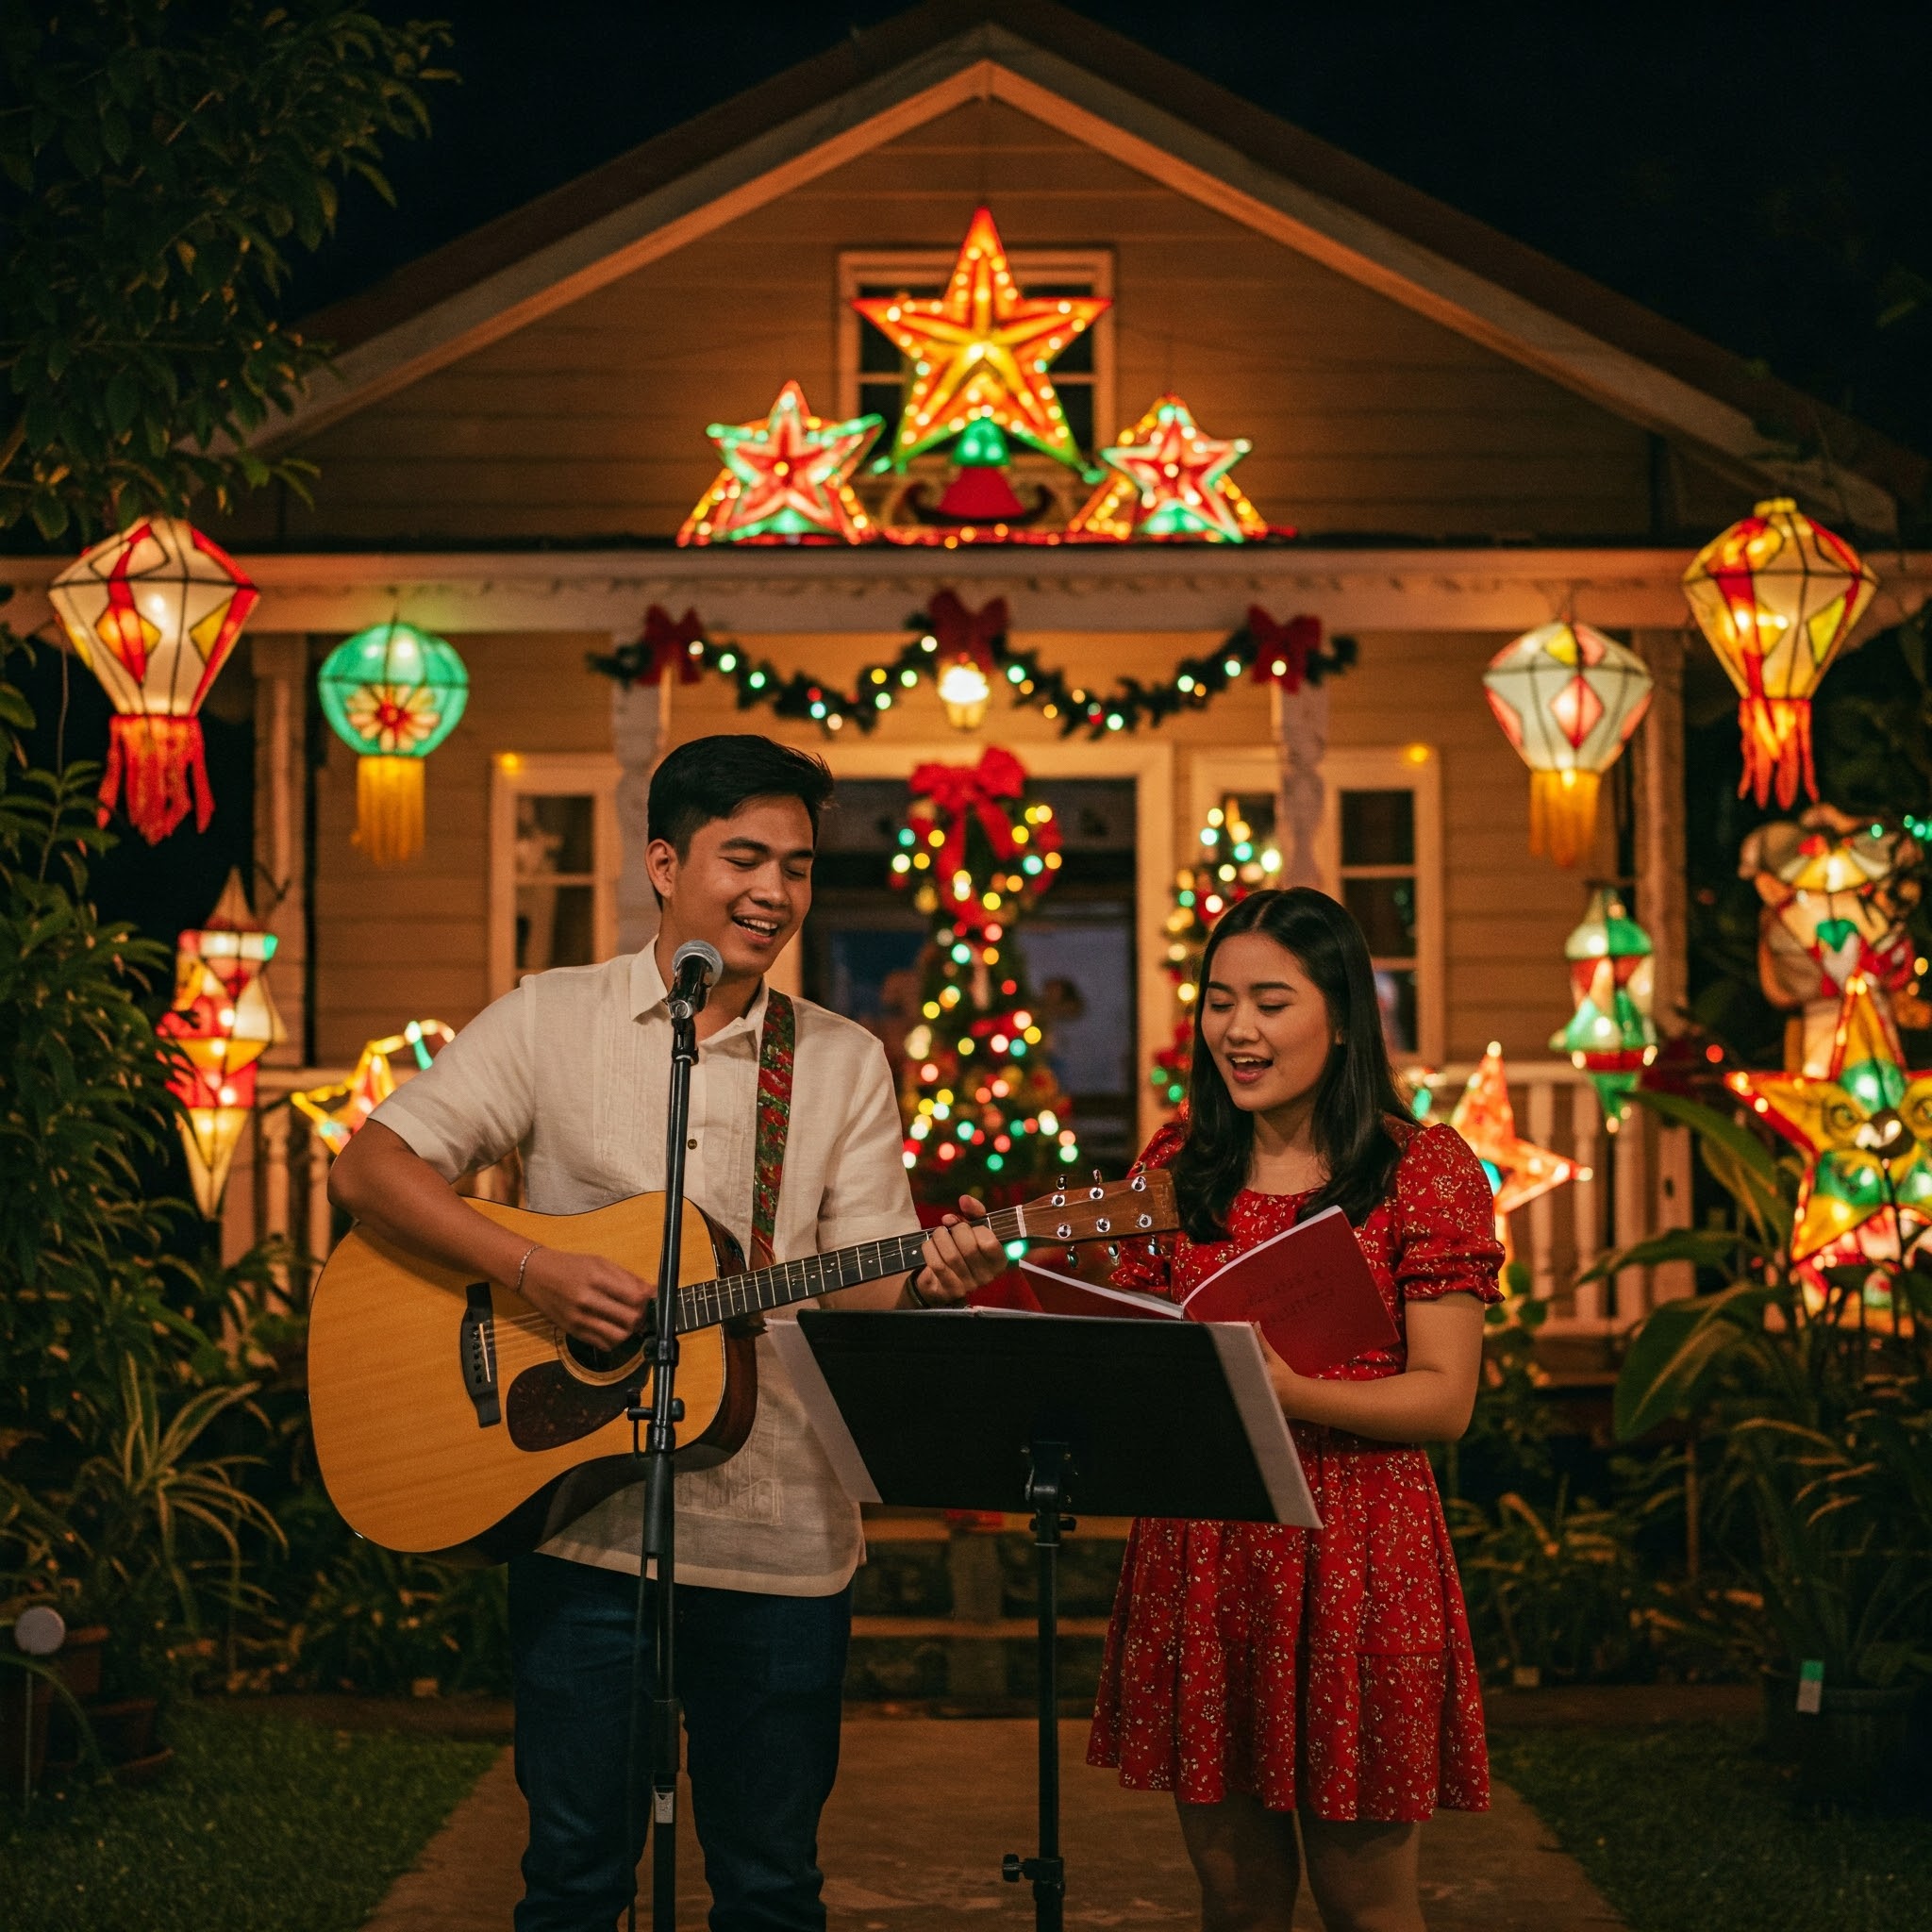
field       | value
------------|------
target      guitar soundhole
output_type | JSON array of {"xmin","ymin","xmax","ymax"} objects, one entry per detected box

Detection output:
[{"xmin": 561, "ymin": 1307, "xmax": 652, "ymax": 1383}]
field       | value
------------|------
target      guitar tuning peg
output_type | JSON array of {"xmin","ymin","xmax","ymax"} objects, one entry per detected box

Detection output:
[
  {"xmin": 1107, "ymin": 1243, "xmax": 1121, "ymax": 1263},
  {"xmin": 1091, "ymin": 1168, "xmax": 1106, "ymax": 1186},
  {"xmin": 1064, "ymin": 1246, "xmax": 1078, "ymax": 1272}
]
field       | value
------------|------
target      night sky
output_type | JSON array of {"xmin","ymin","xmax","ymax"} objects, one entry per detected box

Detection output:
[{"xmin": 288, "ymin": 0, "xmax": 1932, "ymax": 462}]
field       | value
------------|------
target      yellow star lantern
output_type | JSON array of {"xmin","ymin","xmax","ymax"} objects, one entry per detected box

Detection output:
[
  {"xmin": 853, "ymin": 206, "xmax": 1110, "ymax": 472},
  {"xmin": 292, "ymin": 1019, "xmax": 455, "ymax": 1156},
  {"xmin": 1067, "ymin": 392, "xmax": 1269, "ymax": 543},
  {"xmin": 1444, "ymin": 1041, "xmax": 1582, "ymax": 1241},
  {"xmin": 1726, "ymin": 976, "xmax": 1932, "ymax": 1282}
]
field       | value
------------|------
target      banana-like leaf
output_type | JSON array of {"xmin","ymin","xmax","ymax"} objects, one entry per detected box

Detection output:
[
  {"xmin": 1613, "ymin": 1280, "xmax": 1777, "ymax": 1441},
  {"xmin": 1577, "ymin": 1226, "xmax": 1746, "ymax": 1284},
  {"xmin": 1632, "ymin": 1089, "xmax": 1791, "ymax": 1243}
]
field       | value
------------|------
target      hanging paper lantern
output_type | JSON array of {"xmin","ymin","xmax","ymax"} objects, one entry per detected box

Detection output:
[
  {"xmin": 292, "ymin": 1019, "xmax": 455, "ymax": 1156},
  {"xmin": 853, "ymin": 206, "xmax": 1110, "ymax": 473},
  {"xmin": 46, "ymin": 517, "xmax": 258, "ymax": 843},
  {"xmin": 1066, "ymin": 393, "xmax": 1267, "ymax": 543},
  {"xmin": 677, "ymin": 381, "xmax": 881, "ymax": 545},
  {"xmin": 1550, "ymin": 889, "xmax": 1657, "ymax": 1127},
  {"xmin": 1482, "ymin": 622, "xmax": 1653, "ymax": 867},
  {"xmin": 317, "ymin": 622, "xmax": 470, "ymax": 867},
  {"xmin": 154, "ymin": 871, "xmax": 283, "ymax": 1217},
  {"xmin": 1682, "ymin": 497, "xmax": 1877, "ymax": 809}
]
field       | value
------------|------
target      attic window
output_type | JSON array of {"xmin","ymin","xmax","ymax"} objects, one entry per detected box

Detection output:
[{"xmin": 837, "ymin": 247, "xmax": 1115, "ymax": 462}]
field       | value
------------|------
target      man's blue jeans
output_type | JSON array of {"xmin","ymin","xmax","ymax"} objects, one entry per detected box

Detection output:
[{"xmin": 508, "ymin": 1552, "xmax": 852, "ymax": 1932}]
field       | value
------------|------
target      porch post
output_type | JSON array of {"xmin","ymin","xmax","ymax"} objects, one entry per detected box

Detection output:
[
  {"xmin": 250, "ymin": 634, "xmax": 309, "ymax": 1065},
  {"xmin": 1272, "ymin": 681, "xmax": 1329, "ymax": 891},
  {"xmin": 611, "ymin": 658, "xmax": 669, "ymax": 956}
]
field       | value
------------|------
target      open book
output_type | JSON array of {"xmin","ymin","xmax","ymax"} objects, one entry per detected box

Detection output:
[{"xmin": 1017, "ymin": 1205, "xmax": 1397, "ymax": 1375}]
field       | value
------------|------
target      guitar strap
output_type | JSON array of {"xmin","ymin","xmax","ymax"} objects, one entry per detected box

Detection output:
[{"xmin": 748, "ymin": 988, "xmax": 795, "ymax": 1272}]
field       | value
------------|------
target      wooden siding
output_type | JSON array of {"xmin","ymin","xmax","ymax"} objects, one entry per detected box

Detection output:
[{"xmin": 223, "ymin": 100, "xmax": 1679, "ymax": 549}]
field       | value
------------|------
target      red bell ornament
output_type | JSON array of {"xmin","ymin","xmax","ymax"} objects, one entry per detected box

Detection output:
[
  {"xmin": 47, "ymin": 517, "xmax": 258, "ymax": 842},
  {"xmin": 1681, "ymin": 497, "xmax": 1877, "ymax": 809}
]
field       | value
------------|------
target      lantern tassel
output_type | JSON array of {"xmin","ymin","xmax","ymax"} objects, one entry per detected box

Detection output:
[
  {"xmin": 355, "ymin": 755, "xmax": 426, "ymax": 866},
  {"xmin": 1737, "ymin": 695, "xmax": 1814, "ymax": 810},
  {"xmin": 1528, "ymin": 768, "xmax": 1600, "ymax": 868},
  {"xmin": 101, "ymin": 715, "xmax": 214, "ymax": 843}
]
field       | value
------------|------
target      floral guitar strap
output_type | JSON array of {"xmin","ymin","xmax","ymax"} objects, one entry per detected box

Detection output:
[{"xmin": 749, "ymin": 989, "xmax": 795, "ymax": 1272}]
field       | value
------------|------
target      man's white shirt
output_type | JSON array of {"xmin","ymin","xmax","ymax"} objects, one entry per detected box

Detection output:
[{"xmin": 373, "ymin": 946, "xmax": 915, "ymax": 1593}]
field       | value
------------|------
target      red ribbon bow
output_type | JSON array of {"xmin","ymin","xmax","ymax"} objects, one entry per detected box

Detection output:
[
  {"xmin": 925, "ymin": 590, "xmax": 1009, "ymax": 673},
  {"xmin": 908, "ymin": 746, "xmax": 1031, "ymax": 923},
  {"xmin": 1245, "ymin": 608, "xmax": 1323, "ymax": 691},
  {"xmin": 635, "ymin": 605, "xmax": 706, "ymax": 685}
]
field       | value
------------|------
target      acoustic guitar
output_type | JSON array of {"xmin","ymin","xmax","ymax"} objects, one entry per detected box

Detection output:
[{"xmin": 308, "ymin": 1170, "xmax": 1176, "ymax": 1561}]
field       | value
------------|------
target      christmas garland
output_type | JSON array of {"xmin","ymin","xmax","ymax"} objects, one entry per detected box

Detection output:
[{"xmin": 588, "ymin": 595, "xmax": 1357, "ymax": 740}]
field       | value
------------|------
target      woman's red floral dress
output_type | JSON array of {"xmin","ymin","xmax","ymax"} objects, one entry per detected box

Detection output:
[{"xmin": 1088, "ymin": 1117, "xmax": 1504, "ymax": 1823}]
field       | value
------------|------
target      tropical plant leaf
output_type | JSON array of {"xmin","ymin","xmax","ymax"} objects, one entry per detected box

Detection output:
[{"xmin": 1613, "ymin": 1281, "xmax": 1777, "ymax": 1441}]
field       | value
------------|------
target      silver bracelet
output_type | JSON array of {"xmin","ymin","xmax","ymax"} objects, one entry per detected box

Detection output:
[{"xmin": 513, "ymin": 1241, "xmax": 540, "ymax": 1293}]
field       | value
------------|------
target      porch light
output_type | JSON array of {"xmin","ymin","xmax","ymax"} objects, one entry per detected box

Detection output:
[{"xmin": 937, "ymin": 657, "xmax": 992, "ymax": 730}]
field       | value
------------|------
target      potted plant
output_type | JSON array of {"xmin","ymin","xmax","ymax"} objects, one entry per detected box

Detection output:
[{"xmin": 1596, "ymin": 1091, "xmax": 1932, "ymax": 1807}]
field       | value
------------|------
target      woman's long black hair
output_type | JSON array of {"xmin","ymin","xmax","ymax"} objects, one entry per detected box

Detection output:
[{"xmin": 1171, "ymin": 888, "xmax": 1407, "ymax": 1241}]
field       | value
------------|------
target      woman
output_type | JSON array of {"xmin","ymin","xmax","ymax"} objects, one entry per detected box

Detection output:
[{"xmin": 1089, "ymin": 888, "xmax": 1502, "ymax": 1932}]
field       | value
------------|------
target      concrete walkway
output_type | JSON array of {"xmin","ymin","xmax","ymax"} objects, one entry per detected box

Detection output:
[{"xmin": 365, "ymin": 1714, "xmax": 1624, "ymax": 1930}]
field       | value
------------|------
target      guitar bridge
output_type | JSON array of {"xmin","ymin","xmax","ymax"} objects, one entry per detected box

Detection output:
[{"xmin": 459, "ymin": 1283, "xmax": 501, "ymax": 1428}]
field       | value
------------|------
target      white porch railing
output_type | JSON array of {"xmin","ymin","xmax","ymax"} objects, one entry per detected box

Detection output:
[{"xmin": 223, "ymin": 1058, "xmax": 1691, "ymax": 1339}]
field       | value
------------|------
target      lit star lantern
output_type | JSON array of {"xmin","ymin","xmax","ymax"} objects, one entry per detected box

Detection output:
[
  {"xmin": 1067, "ymin": 393, "xmax": 1268, "ymax": 543},
  {"xmin": 317, "ymin": 622, "xmax": 470, "ymax": 867},
  {"xmin": 1682, "ymin": 497, "xmax": 1877, "ymax": 809},
  {"xmin": 1444, "ymin": 1041, "xmax": 1581, "ymax": 1244},
  {"xmin": 153, "ymin": 871, "xmax": 283, "ymax": 1217},
  {"xmin": 1482, "ymin": 622, "xmax": 1653, "ymax": 868},
  {"xmin": 46, "ymin": 517, "xmax": 258, "ymax": 842},
  {"xmin": 853, "ymin": 206, "xmax": 1110, "ymax": 472},
  {"xmin": 677, "ymin": 381, "xmax": 881, "ymax": 544},
  {"xmin": 1550, "ymin": 890, "xmax": 1657, "ymax": 1128},
  {"xmin": 1728, "ymin": 976, "xmax": 1932, "ymax": 1316},
  {"xmin": 292, "ymin": 1019, "xmax": 455, "ymax": 1157}
]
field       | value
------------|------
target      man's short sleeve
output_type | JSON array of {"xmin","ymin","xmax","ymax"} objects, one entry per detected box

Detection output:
[
  {"xmin": 371, "ymin": 982, "xmax": 537, "ymax": 1182},
  {"xmin": 814, "ymin": 1039, "xmax": 918, "ymax": 1252}
]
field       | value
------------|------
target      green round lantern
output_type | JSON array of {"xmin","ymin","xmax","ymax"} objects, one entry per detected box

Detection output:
[{"xmin": 317, "ymin": 621, "xmax": 469, "ymax": 865}]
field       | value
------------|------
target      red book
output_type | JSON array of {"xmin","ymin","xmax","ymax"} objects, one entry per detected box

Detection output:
[{"xmin": 1181, "ymin": 1207, "xmax": 1397, "ymax": 1375}]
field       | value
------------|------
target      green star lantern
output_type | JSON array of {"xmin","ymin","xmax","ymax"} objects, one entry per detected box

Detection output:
[{"xmin": 317, "ymin": 621, "xmax": 470, "ymax": 866}]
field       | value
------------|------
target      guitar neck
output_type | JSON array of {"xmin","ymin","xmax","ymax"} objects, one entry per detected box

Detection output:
[{"xmin": 672, "ymin": 1204, "xmax": 1026, "ymax": 1333}]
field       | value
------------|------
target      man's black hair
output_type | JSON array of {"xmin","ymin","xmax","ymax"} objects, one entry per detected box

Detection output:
[{"xmin": 647, "ymin": 733, "xmax": 835, "ymax": 857}]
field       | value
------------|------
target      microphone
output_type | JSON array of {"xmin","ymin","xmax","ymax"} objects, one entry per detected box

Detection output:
[{"xmin": 667, "ymin": 940, "xmax": 724, "ymax": 1022}]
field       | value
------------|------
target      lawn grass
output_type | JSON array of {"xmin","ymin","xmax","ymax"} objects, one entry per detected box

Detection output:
[
  {"xmin": 0, "ymin": 1700, "xmax": 498, "ymax": 1932},
  {"xmin": 1491, "ymin": 1720, "xmax": 1932, "ymax": 1932}
]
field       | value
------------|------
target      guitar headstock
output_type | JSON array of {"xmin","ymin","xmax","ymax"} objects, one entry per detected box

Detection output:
[{"xmin": 1015, "ymin": 1168, "xmax": 1178, "ymax": 1244}]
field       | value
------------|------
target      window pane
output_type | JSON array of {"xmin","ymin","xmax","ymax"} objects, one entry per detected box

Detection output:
[
  {"xmin": 1341, "ymin": 790, "xmax": 1414, "ymax": 868},
  {"xmin": 857, "ymin": 317, "xmax": 902, "ymax": 375},
  {"xmin": 517, "ymin": 795, "xmax": 594, "ymax": 876},
  {"xmin": 1343, "ymin": 874, "xmax": 1417, "ymax": 956},
  {"xmin": 1052, "ymin": 332, "xmax": 1094, "ymax": 377},
  {"xmin": 1058, "ymin": 386, "xmax": 1094, "ymax": 454},
  {"xmin": 858, "ymin": 382, "xmax": 903, "ymax": 441},
  {"xmin": 517, "ymin": 883, "xmax": 595, "ymax": 974},
  {"xmin": 1374, "ymin": 968, "xmax": 1418, "ymax": 1055}
]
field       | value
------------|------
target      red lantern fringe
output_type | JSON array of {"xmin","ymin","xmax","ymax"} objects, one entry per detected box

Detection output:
[
  {"xmin": 99, "ymin": 715, "xmax": 213, "ymax": 843},
  {"xmin": 1737, "ymin": 695, "xmax": 1815, "ymax": 809}
]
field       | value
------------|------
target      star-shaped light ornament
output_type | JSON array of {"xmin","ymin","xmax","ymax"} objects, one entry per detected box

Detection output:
[
  {"xmin": 677, "ymin": 381, "xmax": 881, "ymax": 545},
  {"xmin": 852, "ymin": 206, "xmax": 1110, "ymax": 472},
  {"xmin": 1444, "ymin": 1041, "xmax": 1582, "ymax": 1240},
  {"xmin": 1727, "ymin": 977, "xmax": 1932, "ymax": 1313},
  {"xmin": 1067, "ymin": 393, "xmax": 1268, "ymax": 543},
  {"xmin": 292, "ymin": 1020, "xmax": 456, "ymax": 1157}
]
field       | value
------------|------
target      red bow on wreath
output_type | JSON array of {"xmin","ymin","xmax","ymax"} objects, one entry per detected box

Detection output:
[
  {"xmin": 634, "ymin": 605, "xmax": 706, "ymax": 685},
  {"xmin": 1246, "ymin": 608, "xmax": 1323, "ymax": 691},
  {"xmin": 908, "ymin": 746, "xmax": 1038, "ymax": 924},
  {"xmin": 925, "ymin": 590, "xmax": 1009, "ymax": 673}
]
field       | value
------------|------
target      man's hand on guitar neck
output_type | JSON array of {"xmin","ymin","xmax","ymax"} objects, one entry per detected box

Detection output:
[{"xmin": 906, "ymin": 1195, "xmax": 1008, "ymax": 1307}]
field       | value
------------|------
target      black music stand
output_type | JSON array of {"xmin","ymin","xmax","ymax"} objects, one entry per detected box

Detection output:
[{"xmin": 774, "ymin": 1310, "xmax": 1318, "ymax": 1932}]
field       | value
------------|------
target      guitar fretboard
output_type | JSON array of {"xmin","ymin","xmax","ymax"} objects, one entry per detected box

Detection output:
[{"xmin": 672, "ymin": 1205, "xmax": 1026, "ymax": 1333}]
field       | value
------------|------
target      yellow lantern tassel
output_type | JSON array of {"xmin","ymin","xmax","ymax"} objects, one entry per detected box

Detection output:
[
  {"xmin": 1528, "ymin": 768, "xmax": 1599, "ymax": 868},
  {"xmin": 355, "ymin": 755, "xmax": 425, "ymax": 866}
]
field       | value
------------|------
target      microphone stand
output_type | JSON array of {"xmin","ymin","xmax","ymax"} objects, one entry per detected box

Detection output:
[{"xmin": 626, "ymin": 964, "xmax": 707, "ymax": 1932}]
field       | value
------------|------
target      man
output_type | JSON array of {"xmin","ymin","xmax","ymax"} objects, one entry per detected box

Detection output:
[{"xmin": 330, "ymin": 733, "xmax": 1006, "ymax": 1932}]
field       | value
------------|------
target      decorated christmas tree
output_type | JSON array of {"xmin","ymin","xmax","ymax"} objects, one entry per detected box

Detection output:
[
  {"xmin": 891, "ymin": 747, "xmax": 1082, "ymax": 1202},
  {"xmin": 1150, "ymin": 799, "xmax": 1282, "ymax": 1109}
]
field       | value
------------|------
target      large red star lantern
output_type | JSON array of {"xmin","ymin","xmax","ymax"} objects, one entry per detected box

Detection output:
[
  {"xmin": 853, "ymin": 206, "xmax": 1110, "ymax": 472},
  {"xmin": 677, "ymin": 381, "xmax": 882, "ymax": 545},
  {"xmin": 1067, "ymin": 392, "xmax": 1267, "ymax": 542}
]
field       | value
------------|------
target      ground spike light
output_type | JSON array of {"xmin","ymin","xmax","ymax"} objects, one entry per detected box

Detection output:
[{"xmin": 317, "ymin": 621, "xmax": 470, "ymax": 866}]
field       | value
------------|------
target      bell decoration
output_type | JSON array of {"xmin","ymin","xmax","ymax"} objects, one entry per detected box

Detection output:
[
  {"xmin": 1682, "ymin": 498, "xmax": 1877, "ymax": 809},
  {"xmin": 1482, "ymin": 622, "xmax": 1653, "ymax": 868},
  {"xmin": 46, "ymin": 517, "xmax": 258, "ymax": 842},
  {"xmin": 317, "ymin": 622, "xmax": 470, "ymax": 866}
]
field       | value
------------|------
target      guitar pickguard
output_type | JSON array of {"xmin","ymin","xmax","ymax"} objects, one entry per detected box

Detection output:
[{"xmin": 504, "ymin": 1362, "xmax": 635, "ymax": 1452}]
